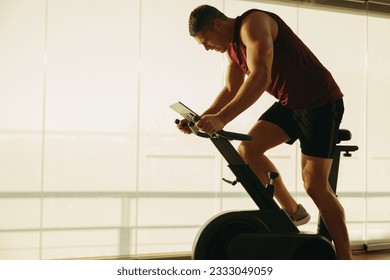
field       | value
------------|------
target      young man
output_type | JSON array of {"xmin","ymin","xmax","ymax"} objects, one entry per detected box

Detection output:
[{"xmin": 178, "ymin": 5, "xmax": 351, "ymax": 259}]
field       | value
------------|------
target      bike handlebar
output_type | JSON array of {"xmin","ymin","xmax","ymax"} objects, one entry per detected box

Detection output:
[{"xmin": 175, "ymin": 119, "xmax": 252, "ymax": 142}]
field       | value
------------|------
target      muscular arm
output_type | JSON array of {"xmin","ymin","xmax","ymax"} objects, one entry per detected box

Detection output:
[{"xmin": 218, "ymin": 12, "xmax": 276, "ymax": 124}]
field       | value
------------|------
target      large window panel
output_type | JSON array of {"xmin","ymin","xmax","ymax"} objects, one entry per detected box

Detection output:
[
  {"xmin": 41, "ymin": 0, "xmax": 140, "ymax": 259},
  {"xmin": 0, "ymin": 0, "xmax": 45, "ymax": 192},
  {"xmin": 0, "ymin": 0, "xmax": 46, "ymax": 131},
  {"xmin": 366, "ymin": 14, "xmax": 390, "ymax": 191},
  {"xmin": 366, "ymin": 13, "xmax": 390, "ymax": 244},
  {"xmin": 45, "ymin": 0, "xmax": 138, "ymax": 132},
  {"xmin": 44, "ymin": 0, "xmax": 139, "ymax": 193},
  {"xmin": 0, "ymin": 0, "xmax": 46, "ymax": 260}
]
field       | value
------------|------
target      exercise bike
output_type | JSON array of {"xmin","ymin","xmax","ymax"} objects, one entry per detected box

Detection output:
[{"xmin": 170, "ymin": 102, "xmax": 358, "ymax": 260}]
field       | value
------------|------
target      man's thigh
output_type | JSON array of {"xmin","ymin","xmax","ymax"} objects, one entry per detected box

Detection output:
[{"xmin": 243, "ymin": 120, "xmax": 291, "ymax": 153}]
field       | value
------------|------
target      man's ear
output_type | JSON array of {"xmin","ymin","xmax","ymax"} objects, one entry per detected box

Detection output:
[{"xmin": 213, "ymin": 19, "xmax": 223, "ymax": 30}]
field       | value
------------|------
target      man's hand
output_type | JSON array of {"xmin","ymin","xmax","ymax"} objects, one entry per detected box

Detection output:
[
  {"xmin": 176, "ymin": 119, "xmax": 192, "ymax": 134},
  {"xmin": 196, "ymin": 114, "xmax": 227, "ymax": 135}
]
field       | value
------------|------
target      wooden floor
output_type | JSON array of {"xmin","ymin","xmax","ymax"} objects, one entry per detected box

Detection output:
[
  {"xmin": 120, "ymin": 250, "xmax": 390, "ymax": 260},
  {"xmin": 165, "ymin": 251, "xmax": 390, "ymax": 260},
  {"xmin": 168, "ymin": 250, "xmax": 390, "ymax": 260},
  {"xmin": 352, "ymin": 250, "xmax": 390, "ymax": 260},
  {"xmin": 92, "ymin": 250, "xmax": 390, "ymax": 260}
]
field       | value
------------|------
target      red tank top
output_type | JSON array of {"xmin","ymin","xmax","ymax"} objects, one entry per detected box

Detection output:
[{"xmin": 227, "ymin": 9, "xmax": 343, "ymax": 109}]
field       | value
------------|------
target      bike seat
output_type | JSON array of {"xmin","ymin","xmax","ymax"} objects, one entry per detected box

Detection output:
[{"xmin": 337, "ymin": 129, "xmax": 352, "ymax": 143}]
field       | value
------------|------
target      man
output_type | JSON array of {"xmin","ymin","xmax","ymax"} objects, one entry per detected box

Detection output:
[{"xmin": 177, "ymin": 5, "xmax": 351, "ymax": 259}]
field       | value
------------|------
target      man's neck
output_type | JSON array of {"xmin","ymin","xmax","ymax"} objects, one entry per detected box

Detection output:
[{"xmin": 225, "ymin": 18, "xmax": 236, "ymax": 43}]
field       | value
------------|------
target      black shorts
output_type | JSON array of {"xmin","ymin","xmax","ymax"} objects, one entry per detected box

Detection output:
[{"xmin": 259, "ymin": 99, "xmax": 344, "ymax": 158}]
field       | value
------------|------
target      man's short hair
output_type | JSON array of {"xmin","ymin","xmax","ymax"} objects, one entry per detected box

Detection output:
[{"xmin": 188, "ymin": 5, "xmax": 228, "ymax": 36}]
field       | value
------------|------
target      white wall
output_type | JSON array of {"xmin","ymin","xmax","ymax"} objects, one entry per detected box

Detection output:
[{"xmin": 0, "ymin": 0, "xmax": 389, "ymax": 259}]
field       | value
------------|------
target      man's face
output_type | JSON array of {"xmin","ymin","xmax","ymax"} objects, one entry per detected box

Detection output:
[{"xmin": 194, "ymin": 24, "xmax": 229, "ymax": 53}]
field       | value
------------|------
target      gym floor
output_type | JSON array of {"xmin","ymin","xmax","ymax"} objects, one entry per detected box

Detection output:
[
  {"xmin": 352, "ymin": 250, "xmax": 390, "ymax": 260},
  {"xmin": 106, "ymin": 250, "xmax": 390, "ymax": 260}
]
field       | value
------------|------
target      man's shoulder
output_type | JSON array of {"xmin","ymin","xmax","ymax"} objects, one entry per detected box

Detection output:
[
  {"xmin": 241, "ymin": 10, "xmax": 276, "ymax": 28},
  {"xmin": 240, "ymin": 10, "xmax": 278, "ymax": 41}
]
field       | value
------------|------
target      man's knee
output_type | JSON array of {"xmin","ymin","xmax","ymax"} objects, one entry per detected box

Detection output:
[
  {"xmin": 302, "ymin": 171, "xmax": 329, "ymax": 200},
  {"xmin": 238, "ymin": 142, "xmax": 266, "ymax": 162},
  {"xmin": 301, "ymin": 155, "xmax": 333, "ymax": 199}
]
